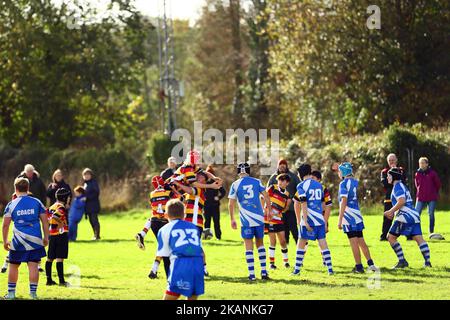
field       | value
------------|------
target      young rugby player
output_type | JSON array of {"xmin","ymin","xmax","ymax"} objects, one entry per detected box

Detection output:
[
  {"xmin": 2, "ymin": 178, "xmax": 49, "ymax": 299},
  {"xmin": 292, "ymin": 164, "xmax": 334, "ymax": 276},
  {"xmin": 337, "ymin": 163, "xmax": 377, "ymax": 273},
  {"xmin": 46, "ymin": 188, "xmax": 71, "ymax": 286},
  {"xmin": 228, "ymin": 163, "xmax": 272, "ymax": 281},
  {"xmin": 135, "ymin": 175, "xmax": 181, "ymax": 278},
  {"xmin": 171, "ymin": 171, "xmax": 221, "ymax": 276},
  {"xmin": 157, "ymin": 199, "xmax": 204, "ymax": 300},
  {"xmin": 385, "ymin": 167, "xmax": 432, "ymax": 269},
  {"xmin": 266, "ymin": 173, "xmax": 291, "ymax": 269}
]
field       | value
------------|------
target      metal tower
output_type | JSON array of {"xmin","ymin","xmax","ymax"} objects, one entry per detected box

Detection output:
[{"xmin": 157, "ymin": 0, "xmax": 179, "ymax": 135}]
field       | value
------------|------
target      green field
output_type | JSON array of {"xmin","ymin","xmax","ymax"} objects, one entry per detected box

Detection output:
[{"xmin": 1, "ymin": 209, "xmax": 449, "ymax": 300}]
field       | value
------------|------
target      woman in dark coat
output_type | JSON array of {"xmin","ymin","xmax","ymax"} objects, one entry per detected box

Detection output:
[
  {"xmin": 83, "ymin": 168, "xmax": 101, "ymax": 240},
  {"xmin": 47, "ymin": 169, "xmax": 72, "ymax": 206},
  {"xmin": 203, "ymin": 165, "xmax": 226, "ymax": 240}
]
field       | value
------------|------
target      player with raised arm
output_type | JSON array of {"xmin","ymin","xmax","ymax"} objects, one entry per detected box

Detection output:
[
  {"xmin": 337, "ymin": 163, "xmax": 377, "ymax": 273},
  {"xmin": 292, "ymin": 164, "xmax": 334, "ymax": 276},
  {"xmin": 228, "ymin": 163, "xmax": 272, "ymax": 281},
  {"xmin": 385, "ymin": 167, "xmax": 431, "ymax": 269},
  {"xmin": 157, "ymin": 199, "xmax": 204, "ymax": 300},
  {"xmin": 135, "ymin": 175, "xmax": 181, "ymax": 279},
  {"xmin": 266, "ymin": 173, "xmax": 291, "ymax": 269}
]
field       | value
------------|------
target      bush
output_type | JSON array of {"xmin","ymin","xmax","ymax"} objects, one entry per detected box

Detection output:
[{"xmin": 146, "ymin": 132, "xmax": 177, "ymax": 170}]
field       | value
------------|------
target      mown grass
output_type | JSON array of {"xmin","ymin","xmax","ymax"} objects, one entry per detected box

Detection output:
[{"xmin": 1, "ymin": 208, "xmax": 449, "ymax": 300}]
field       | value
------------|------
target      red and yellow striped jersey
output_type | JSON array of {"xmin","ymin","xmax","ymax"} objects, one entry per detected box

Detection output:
[
  {"xmin": 167, "ymin": 164, "xmax": 201, "ymax": 187},
  {"xmin": 150, "ymin": 186, "xmax": 178, "ymax": 220},
  {"xmin": 47, "ymin": 202, "xmax": 68, "ymax": 236},
  {"xmin": 266, "ymin": 184, "xmax": 290, "ymax": 225},
  {"xmin": 184, "ymin": 187, "xmax": 205, "ymax": 228},
  {"xmin": 322, "ymin": 184, "xmax": 332, "ymax": 207}
]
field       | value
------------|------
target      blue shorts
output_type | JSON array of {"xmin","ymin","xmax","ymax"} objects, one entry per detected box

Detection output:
[
  {"xmin": 241, "ymin": 225, "xmax": 265, "ymax": 239},
  {"xmin": 300, "ymin": 225, "xmax": 326, "ymax": 241},
  {"xmin": 389, "ymin": 221, "xmax": 422, "ymax": 237},
  {"xmin": 167, "ymin": 256, "xmax": 204, "ymax": 298},
  {"xmin": 343, "ymin": 222, "xmax": 365, "ymax": 233},
  {"xmin": 9, "ymin": 248, "xmax": 46, "ymax": 264}
]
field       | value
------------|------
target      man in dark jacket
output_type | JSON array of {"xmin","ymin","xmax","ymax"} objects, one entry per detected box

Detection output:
[
  {"xmin": 160, "ymin": 157, "xmax": 178, "ymax": 181},
  {"xmin": 204, "ymin": 166, "xmax": 226, "ymax": 240},
  {"xmin": 17, "ymin": 164, "xmax": 47, "ymax": 205},
  {"xmin": 267, "ymin": 159, "xmax": 300, "ymax": 244},
  {"xmin": 380, "ymin": 153, "xmax": 407, "ymax": 241},
  {"xmin": 83, "ymin": 168, "xmax": 101, "ymax": 240}
]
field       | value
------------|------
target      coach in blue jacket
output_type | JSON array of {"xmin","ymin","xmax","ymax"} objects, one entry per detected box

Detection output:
[{"xmin": 83, "ymin": 168, "xmax": 101, "ymax": 240}]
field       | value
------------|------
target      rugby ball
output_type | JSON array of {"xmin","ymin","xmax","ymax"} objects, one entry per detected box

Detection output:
[
  {"xmin": 429, "ymin": 233, "xmax": 445, "ymax": 240},
  {"xmin": 202, "ymin": 228, "xmax": 214, "ymax": 240}
]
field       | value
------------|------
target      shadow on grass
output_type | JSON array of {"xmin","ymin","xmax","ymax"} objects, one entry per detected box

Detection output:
[
  {"xmin": 378, "ymin": 267, "xmax": 450, "ymax": 279},
  {"xmin": 71, "ymin": 239, "xmax": 135, "ymax": 244},
  {"xmin": 208, "ymin": 275, "xmax": 365, "ymax": 288},
  {"xmin": 342, "ymin": 273, "xmax": 426, "ymax": 284},
  {"xmin": 81, "ymin": 286, "xmax": 126, "ymax": 290}
]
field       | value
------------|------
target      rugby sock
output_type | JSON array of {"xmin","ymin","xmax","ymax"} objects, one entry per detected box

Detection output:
[
  {"xmin": 294, "ymin": 249, "xmax": 305, "ymax": 273},
  {"xmin": 245, "ymin": 250, "xmax": 255, "ymax": 278},
  {"xmin": 7, "ymin": 282, "xmax": 16, "ymax": 295},
  {"xmin": 321, "ymin": 249, "xmax": 333, "ymax": 274},
  {"xmin": 257, "ymin": 246, "xmax": 267, "ymax": 276},
  {"xmin": 56, "ymin": 262, "xmax": 65, "ymax": 283},
  {"xmin": 355, "ymin": 263, "xmax": 364, "ymax": 271},
  {"xmin": 367, "ymin": 259, "xmax": 374, "ymax": 266},
  {"xmin": 281, "ymin": 247, "xmax": 289, "ymax": 264},
  {"xmin": 45, "ymin": 261, "xmax": 53, "ymax": 281},
  {"xmin": 419, "ymin": 242, "xmax": 431, "ymax": 263},
  {"xmin": 140, "ymin": 219, "xmax": 152, "ymax": 237},
  {"xmin": 269, "ymin": 246, "xmax": 276, "ymax": 265},
  {"xmin": 29, "ymin": 283, "xmax": 38, "ymax": 295},
  {"xmin": 2, "ymin": 255, "xmax": 9, "ymax": 269},
  {"xmin": 391, "ymin": 242, "xmax": 405, "ymax": 262},
  {"xmin": 151, "ymin": 259, "xmax": 160, "ymax": 273}
]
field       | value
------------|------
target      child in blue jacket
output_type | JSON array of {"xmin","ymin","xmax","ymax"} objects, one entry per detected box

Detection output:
[{"xmin": 68, "ymin": 186, "xmax": 86, "ymax": 241}]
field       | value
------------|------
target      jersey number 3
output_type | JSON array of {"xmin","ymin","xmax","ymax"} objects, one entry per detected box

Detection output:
[
  {"xmin": 243, "ymin": 185, "xmax": 254, "ymax": 199},
  {"xmin": 172, "ymin": 229, "xmax": 200, "ymax": 247}
]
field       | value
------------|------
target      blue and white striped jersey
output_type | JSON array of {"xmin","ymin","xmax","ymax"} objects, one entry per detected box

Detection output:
[
  {"xmin": 391, "ymin": 182, "xmax": 420, "ymax": 224},
  {"xmin": 339, "ymin": 178, "xmax": 364, "ymax": 227},
  {"xmin": 294, "ymin": 178, "xmax": 325, "ymax": 227}
]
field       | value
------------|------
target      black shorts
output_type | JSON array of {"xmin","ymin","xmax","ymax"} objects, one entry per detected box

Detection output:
[
  {"xmin": 48, "ymin": 233, "xmax": 69, "ymax": 260},
  {"xmin": 346, "ymin": 231, "xmax": 364, "ymax": 239},
  {"xmin": 150, "ymin": 218, "xmax": 169, "ymax": 237},
  {"xmin": 197, "ymin": 226, "xmax": 203, "ymax": 238},
  {"xmin": 268, "ymin": 224, "xmax": 285, "ymax": 233}
]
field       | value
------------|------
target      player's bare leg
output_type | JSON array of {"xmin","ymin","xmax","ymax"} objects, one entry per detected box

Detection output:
[
  {"xmin": 187, "ymin": 295, "xmax": 198, "ymax": 300},
  {"xmin": 348, "ymin": 237, "xmax": 363, "ymax": 273},
  {"xmin": 5, "ymin": 263, "xmax": 19, "ymax": 299},
  {"xmin": 276, "ymin": 231, "xmax": 289, "ymax": 268},
  {"xmin": 387, "ymin": 233, "xmax": 409, "ymax": 269},
  {"xmin": 244, "ymin": 239, "xmax": 256, "ymax": 281},
  {"xmin": 255, "ymin": 237, "xmax": 268, "ymax": 280},
  {"xmin": 413, "ymin": 235, "xmax": 431, "ymax": 267},
  {"xmin": 163, "ymin": 292, "xmax": 180, "ymax": 300},
  {"xmin": 268, "ymin": 233, "xmax": 277, "ymax": 269},
  {"xmin": 318, "ymin": 239, "xmax": 334, "ymax": 275}
]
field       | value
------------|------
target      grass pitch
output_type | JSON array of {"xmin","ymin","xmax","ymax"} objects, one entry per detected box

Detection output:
[{"xmin": 1, "ymin": 208, "xmax": 449, "ymax": 300}]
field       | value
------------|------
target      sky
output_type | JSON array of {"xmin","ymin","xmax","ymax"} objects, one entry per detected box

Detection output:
[{"xmin": 52, "ymin": 0, "xmax": 206, "ymax": 23}]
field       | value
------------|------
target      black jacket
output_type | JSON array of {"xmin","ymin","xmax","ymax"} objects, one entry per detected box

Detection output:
[
  {"xmin": 204, "ymin": 181, "xmax": 226, "ymax": 209},
  {"xmin": 17, "ymin": 172, "xmax": 46, "ymax": 205},
  {"xmin": 267, "ymin": 169, "xmax": 300, "ymax": 212},
  {"xmin": 84, "ymin": 179, "xmax": 100, "ymax": 214},
  {"xmin": 47, "ymin": 180, "xmax": 72, "ymax": 206}
]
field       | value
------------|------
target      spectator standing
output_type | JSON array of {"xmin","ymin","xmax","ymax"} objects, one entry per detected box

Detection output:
[
  {"xmin": 161, "ymin": 156, "xmax": 178, "ymax": 181},
  {"xmin": 380, "ymin": 154, "xmax": 407, "ymax": 241},
  {"xmin": 83, "ymin": 168, "xmax": 101, "ymax": 240},
  {"xmin": 204, "ymin": 165, "xmax": 226, "ymax": 240},
  {"xmin": 17, "ymin": 164, "xmax": 46, "ymax": 205},
  {"xmin": 267, "ymin": 159, "xmax": 301, "ymax": 244},
  {"xmin": 415, "ymin": 157, "xmax": 441, "ymax": 235},
  {"xmin": 47, "ymin": 169, "xmax": 72, "ymax": 206}
]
